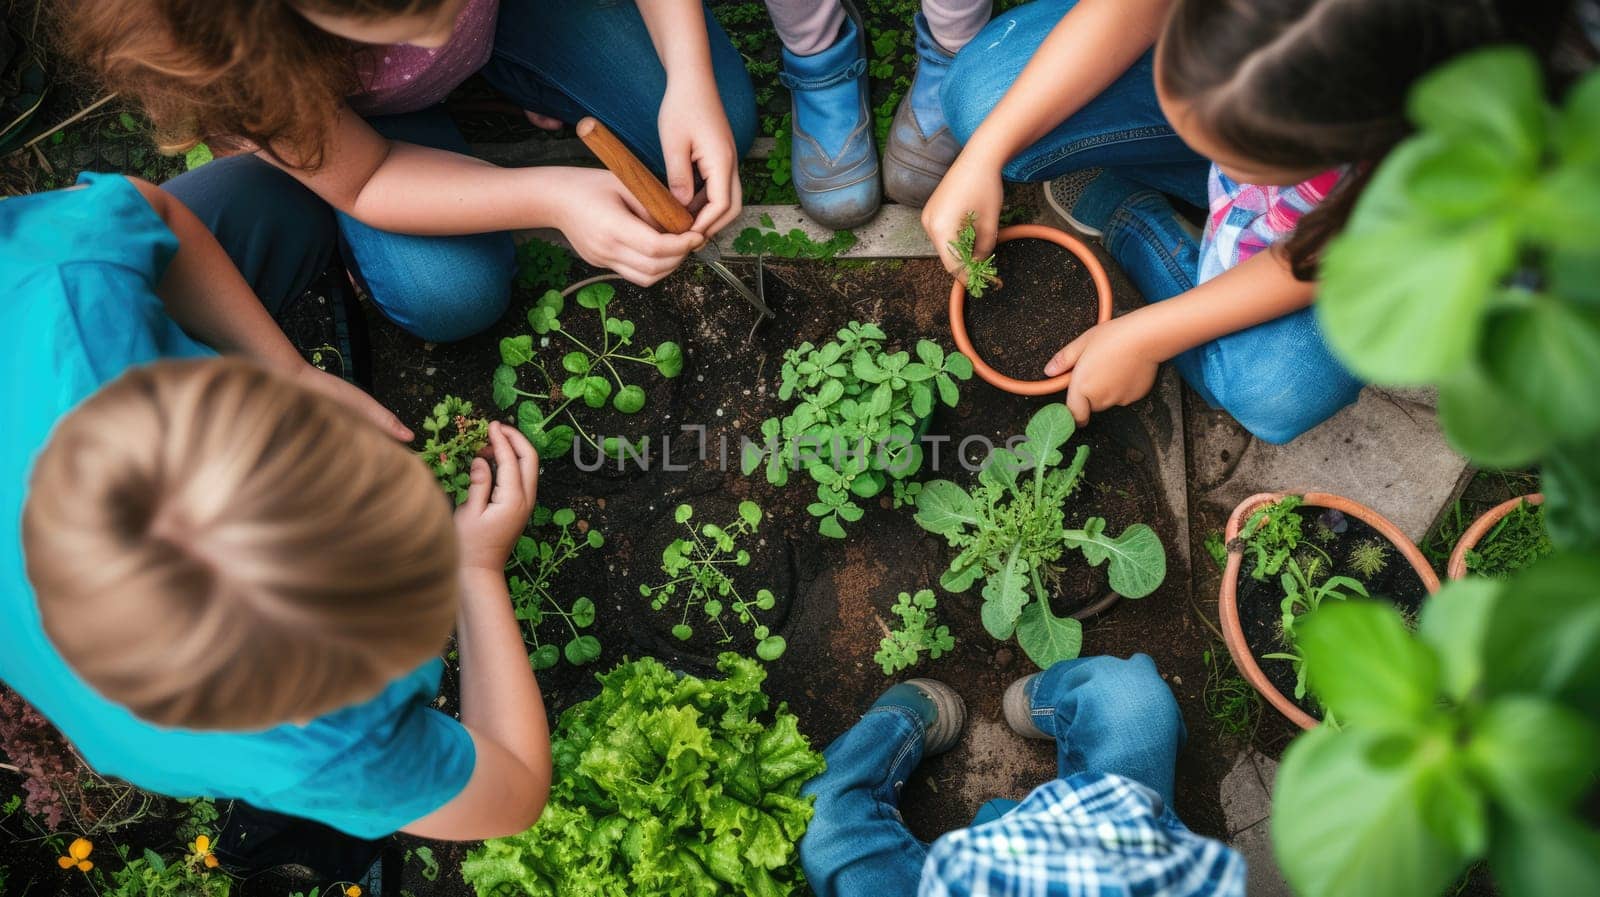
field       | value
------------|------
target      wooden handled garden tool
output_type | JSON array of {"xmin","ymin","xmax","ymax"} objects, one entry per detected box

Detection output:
[{"xmin": 575, "ymin": 117, "xmax": 772, "ymax": 318}]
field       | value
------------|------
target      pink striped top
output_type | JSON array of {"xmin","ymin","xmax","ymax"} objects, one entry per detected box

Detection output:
[
  {"xmin": 1197, "ymin": 166, "xmax": 1344, "ymax": 283},
  {"xmin": 349, "ymin": 0, "xmax": 500, "ymax": 116}
]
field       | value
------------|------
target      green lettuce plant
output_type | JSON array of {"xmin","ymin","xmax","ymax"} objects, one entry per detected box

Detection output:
[
  {"xmin": 461, "ymin": 655, "xmax": 826, "ymax": 897},
  {"xmin": 874, "ymin": 589, "xmax": 955, "ymax": 676},
  {"xmin": 913, "ymin": 404, "xmax": 1166, "ymax": 667},
  {"xmin": 508, "ymin": 507, "xmax": 605, "ymax": 671},
  {"xmin": 1270, "ymin": 558, "xmax": 1600, "ymax": 897},
  {"xmin": 743, "ymin": 322, "xmax": 973, "ymax": 538},
  {"xmin": 1317, "ymin": 48, "xmax": 1600, "ymax": 550},
  {"xmin": 418, "ymin": 396, "xmax": 489, "ymax": 505},
  {"xmin": 639, "ymin": 501, "xmax": 786, "ymax": 661},
  {"xmin": 494, "ymin": 282, "xmax": 684, "ymax": 460}
]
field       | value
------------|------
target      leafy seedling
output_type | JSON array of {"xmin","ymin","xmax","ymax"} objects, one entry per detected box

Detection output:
[
  {"xmin": 743, "ymin": 321, "xmax": 972, "ymax": 538},
  {"xmin": 915, "ymin": 404, "xmax": 1166, "ymax": 667},
  {"xmin": 874, "ymin": 589, "xmax": 954, "ymax": 676},
  {"xmin": 1236, "ymin": 495, "xmax": 1308, "ymax": 580},
  {"xmin": 494, "ymin": 282, "xmax": 683, "ymax": 461},
  {"xmin": 1262, "ymin": 558, "xmax": 1369, "ymax": 702},
  {"xmin": 639, "ymin": 501, "xmax": 786, "ymax": 661},
  {"xmin": 507, "ymin": 507, "xmax": 605, "ymax": 670},
  {"xmin": 732, "ymin": 212, "xmax": 858, "ymax": 259},
  {"xmin": 948, "ymin": 212, "xmax": 1001, "ymax": 297},
  {"xmin": 418, "ymin": 396, "xmax": 489, "ymax": 505},
  {"xmin": 1348, "ymin": 539, "xmax": 1391, "ymax": 578},
  {"xmin": 1465, "ymin": 499, "xmax": 1552, "ymax": 578},
  {"xmin": 514, "ymin": 238, "xmax": 572, "ymax": 293}
]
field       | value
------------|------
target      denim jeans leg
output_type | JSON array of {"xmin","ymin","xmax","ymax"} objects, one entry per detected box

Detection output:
[
  {"xmin": 799, "ymin": 707, "xmax": 929, "ymax": 897},
  {"xmin": 163, "ymin": 156, "xmax": 338, "ymax": 315},
  {"xmin": 338, "ymin": 108, "xmax": 516, "ymax": 343},
  {"xmin": 480, "ymin": 0, "xmax": 757, "ymax": 176},
  {"xmin": 1195, "ymin": 309, "xmax": 1365, "ymax": 444},
  {"xmin": 941, "ymin": 0, "xmax": 1208, "ymax": 205},
  {"xmin": 1026, "ymin": 654, "xmax": 1185, "ymax": 808}
]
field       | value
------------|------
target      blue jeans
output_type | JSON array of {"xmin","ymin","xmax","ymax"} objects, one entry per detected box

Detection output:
[
  {"xmin": 165, "ymin": 0, "xmax": 756, "ymax": 343},
  {"xmin": 939, "ymin": 0, "xmax": 1360, "ymax": 443},
  {"xmin": 799, "ymin": 655, "xmax": 1185, "ymax": 897}
]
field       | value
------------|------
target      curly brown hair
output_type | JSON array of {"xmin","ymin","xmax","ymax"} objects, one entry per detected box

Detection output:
[{"xmin": 53, "ymin": 0, "xmax": 449, "ymax": 169}]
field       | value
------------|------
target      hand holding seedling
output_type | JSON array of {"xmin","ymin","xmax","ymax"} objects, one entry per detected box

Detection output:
[
  {"xmin": 1045, "ymin": 316, "xmax": 1160, "ymax": 426},
  {"xmin": 921, "ymin": 154, "xmax": 1004, "ymax": 279},
  {"xmin": 947, "ymin": 212, "xmax": 1002, "ymax": 297},
  {"xmin": 455, "ymin": 422, "xmax": 541, "ymax": 575}
]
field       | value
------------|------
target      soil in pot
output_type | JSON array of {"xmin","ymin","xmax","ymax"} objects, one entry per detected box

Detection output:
[
  {"xmin": 961, "ymin": 236, "xmax": 1102, "ymax": 382},
  {"xmin": 1236, "ymin": 505, "xmax": 1430, "ymax": 720}
]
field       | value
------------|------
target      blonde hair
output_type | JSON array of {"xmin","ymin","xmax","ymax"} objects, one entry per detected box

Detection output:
[{"xmin": 22, "ymin": 359, "xmax": 460, "ymax": 732}]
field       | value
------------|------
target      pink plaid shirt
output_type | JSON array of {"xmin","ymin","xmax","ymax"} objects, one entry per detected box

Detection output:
[{"xmin": 1197, "ymin": 166, "xmax": 1343, "ymax": 283}]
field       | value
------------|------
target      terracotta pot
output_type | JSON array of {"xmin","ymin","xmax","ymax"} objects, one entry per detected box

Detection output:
[
  {"xmin": 948, "ymin": 224, "xmax": 1115, "ymax": 396},
  {"xmin": 1447, "ymin": 493, "xmax": 1545, "ymax": 580},
  {"xmin": 1219, "ymin": 492, "xmax": 1442, "ymax": 730}
]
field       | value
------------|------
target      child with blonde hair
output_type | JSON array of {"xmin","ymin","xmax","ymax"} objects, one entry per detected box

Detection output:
[{"xmin": 2, "ymin": 173, "xmax": 549, "ymax": 884}]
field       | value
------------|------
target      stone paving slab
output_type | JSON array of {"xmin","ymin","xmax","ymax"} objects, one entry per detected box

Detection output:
[
  {"xmin": 1221, "ymin": 749, "xmax": 1292, "ymax": 897},
  {"xmin": 715, "ymin": 204, "xmax": 937, "ymax": 259}
]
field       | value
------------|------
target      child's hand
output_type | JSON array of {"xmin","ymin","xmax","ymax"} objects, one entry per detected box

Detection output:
[
  {"xmin": 291, "ymin": 363, "xmax": 413, "ymax": 441},
  {"xmin": 922, "ymin": 154, "xmax": 1004, "ymax": 278},
  {"xmin": 553, "ymin": 169, "xmax": 705, "ymax": 286},
  {"xmin": 1045, "ymin": 317, "xmax": 1161, "ymax": 426},
  {"xmin": 455, "ymin": 422, "xmax": 540, "ymax": 575},
  {"xmin": 658, "ymin": 77, "xmax": 742, "ymax": 238}
]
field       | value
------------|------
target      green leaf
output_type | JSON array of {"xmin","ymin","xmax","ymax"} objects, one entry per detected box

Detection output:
[
  {"xmin": 564, "ymin": 635, "xmax": 602, "ymax": 665},
  {"xmin": 1464, "ymin": 696, "xmax": 1600, "ymax": 820},
  {"xmin": 516, "ymin": 400, "xmax": 546, "ymax": 440},
  {"xmin": 915, "ymin": 340, "xmax": 944, "ymax": 367},
  {"xmin": 1014, "ymin": 599, "xmax": 1083, "ymax": 668},
  {"xmin": 654, "ymin": 341, "xmax": 685, "ymax": 378},
  {"xmin": 1542, "ymin": 442, "xmax": 1600, "ymax": 552},
  {"xmin": 672, "ymin": 623, "xmax": 694, "ymax": 641},
  {"xmin": 1482, "ymin": 552, "xmax": 1600, "ymax": 716},
  {"xmin": 500, "ymin": 334, "xmax": 535, "ymax": 367},
  {"xmin": 756, "ymin": 636, "xmax": 787, "ymax": 661},
  {"xmin": 1064, "ymin": 521, "xmax": 1167, "ymax": 600},
  {"xmin": 675, "ymin": 504, "xmax": 694, "ymax": 524},
  {"xmin": 492, "ymin": 364, "xmax": 519, "ymax": 410},
  {"xmin": 613, "ymin": 384, "xmax": 647, "ymax": 414},
  {"xmin": 913, "ymin": 480, "xmax": 978, "ymax": 535},
  {"xmin": 1408, "ymin": 47, "xmax": 1545, "ymax": 169},
  {"xmin": 514, "ymin": 536, "xmax": 537, "ymax": 565},
  {"xmin": 1024, "ymin": 403, "xmax": 1076, "ymax": 453},
  {"xmin": 1271, "ymin": 725, "xmax": 1483, "ymax": 897},
  {"xmin": 184, "ymin": 142, "xmax": 214, "ymax": 171},
  {"xmin": 1418, "ymin": 577, "xmax": 1500, "ymax": 703},
  {"xmin": 531, "ymin": 644, "xmax": 560, "ymax": 670},
  {"xmin": 562, "ymin": 351, "xmax": 592, "ymax": 374},
  {"xmin": 979, "ymin": 551, "xmax": 1029, "ymax": 640},
  {"xmin": 1487, "ymin": 813, "xmax": 1600, "ymax": 897},
  {"xmin": 1436, "ymin": 362, "xmax": 1552, "ymax": 468},
  {"xmin": 535, "ymin": 424, "xmax": 575, "ymax": 459},
  {"xmin": 739, "ymin": 501, "xmax": 762, "ymax": 528},
  {"xmin": 819, "ymin": 515, "xmax": 846, "ymax": 539},
  {"xmin": 576, "ymin": 282, "xmax": 615, "ymax": 309},
  {"xmin": 1482, "ymin": 298, "xmax": 1600, "ymax": 443},
  {"xmin": 552, "ymin": 508, "xmax": 576, "ymax": 527},
  {"xmin": 583, "ymin": 376, "xmax": 613, "ymax": 409},
  {"xmin": 1297, "ymin": 601, "xmax": 1439, "ymax": 728}
]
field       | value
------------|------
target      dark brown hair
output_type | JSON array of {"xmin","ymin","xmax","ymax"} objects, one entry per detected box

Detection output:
[
  {"xmin": 54, "ymin": 0, "xmax": 448, "ymax": 169},
  {"xmin": 1157, "ymin": 0, "xmax": 1567, "ymax": 279}
]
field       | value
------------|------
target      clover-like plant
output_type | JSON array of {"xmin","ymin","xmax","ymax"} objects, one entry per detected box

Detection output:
[
  {"xmin": 743, "ymin": 321, "xmax": 972, "ymax": 538},
  {"xmin": 638, "ymin": 501, "xmax": 786, "ymax": 661},
  {"xmin": 507, "ymin": 507, "xmax": 604, "ymax": 670},
  {"xmin": 914, "ymin": 404, "xmax": 1166, "ymax": 668},
  {"xmin": 949, "ymin": 212, "xmax": 1001, "ymax": 297},
  {"xmin": 418, "ymin": 396, "xmax": 489, "ymax": 505},
  {"xmin": 493, "ymin": 282, "xmax": 683, "ymax": 460},
  {"xmin": 874, "ymin": 589, "xmax": 954, "ymax": 676}
]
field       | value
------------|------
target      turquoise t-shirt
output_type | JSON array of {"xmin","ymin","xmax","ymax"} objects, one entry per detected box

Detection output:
[{"xmin": 0, "ymin": 174, "xmax": 475, "ymax": 837}]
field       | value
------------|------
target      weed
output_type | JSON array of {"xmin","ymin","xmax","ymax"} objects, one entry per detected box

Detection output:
[
  {"xmin": 1465, "ymin": 500, "xmax": 1552, "ymax": 579},
  {"xmin": 1202, "ymin": 647, "xmax": 1261, "ymax": 739},
  {"xmin": 948, "ymin": 212, "xmax": 1001, "ymax": 297},
  {"xmin": 417, "ymin": 396, "xmax": 489, "ymax": 505},
  {"xmin": 731, "ymin": 213, "xmax": 858, "ymax": 259},
  {"xmin": 639, "ymin": 502, "xmax": 785, "ymax": 660},
  {"xmin": 1348, "ymin": 539, "xmax": 1391, "ymax": 578},
  {"xmin": 1237, "ymin": 496, "xmax": 1307, "ymax": 580},
  {"xmin": 874, "ymin": 590, "xmax": 954, "ymax": 675},
  {"xmin": 507, "ymin": 507, "xmax": 605, "ymax": 670},
  {"xmin": 1203, "ymin": 531, "xmax": 1229, "ymax": 571},
  {"xmin": 513, "ymin": 238, "xmax": 572, "ymax": 293}
]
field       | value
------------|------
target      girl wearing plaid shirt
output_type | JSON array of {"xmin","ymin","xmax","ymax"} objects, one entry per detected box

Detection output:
[{"xmin": 918, "ymin": 0, "xmax": 1561, "ymax": 444}]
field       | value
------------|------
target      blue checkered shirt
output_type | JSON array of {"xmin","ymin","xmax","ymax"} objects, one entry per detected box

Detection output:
[{"xmin": 919, "ymin": 773, "xmax": 1246, "ymax": 897}]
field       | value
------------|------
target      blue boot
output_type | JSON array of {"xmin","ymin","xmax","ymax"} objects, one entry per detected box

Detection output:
[
  {"xmin": 779, "ymin": 0, "xmax": 881, "ymax": 229},
  {"xmin": 883, "ymin": 13, "xmax": 963, "ymax": 208}
]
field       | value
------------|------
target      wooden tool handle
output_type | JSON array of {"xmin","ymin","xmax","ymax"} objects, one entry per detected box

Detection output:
[{"xmin": 576, "ymin": 117, "xmax": 695, "ymax": 235}]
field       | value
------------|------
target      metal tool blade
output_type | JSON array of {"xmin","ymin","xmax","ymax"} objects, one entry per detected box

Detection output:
[{"xmin": 695, "ymin": 244, "xmax": 773, "ymax": 318}]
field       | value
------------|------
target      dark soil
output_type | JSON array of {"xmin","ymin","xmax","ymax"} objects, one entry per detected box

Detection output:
[
  {"xmin": 1236, "ymin": 506, "xmax": 1431, "ymax": 721},
  {"xmin": 962, "ymin": 235, "xmax": 1102, "ymax": 382}
]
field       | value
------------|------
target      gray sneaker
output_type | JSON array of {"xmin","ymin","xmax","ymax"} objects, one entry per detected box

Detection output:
[{"xmin": 1002, "ymin": 673, "xmax": 1052, "ymax": 740}]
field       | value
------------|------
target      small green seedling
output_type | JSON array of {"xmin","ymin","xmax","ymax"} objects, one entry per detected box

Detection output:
[
  {"xmin": 948, "ymin": 212, "xmax": 1001, "ymax": 298},
  {"xmin": 874, "ymin": 589, "xmax": 954, "ymax": 676},
  {"xmin": 915, "ymin": 404, "xmax": 1167, "ymax": 667},
  {"xmin": 514, "ymin": 238, "xmax": 572, "ymax": 293},
  {"xmin": 507, "ymin": 507, "xmax": 605, "ymax": 670},
  {"xmin": 1262, "ymin": 558, "xmax": 1368, "ymax": 703},
  {"xmin": 1347, "ymin": 539, "xmax": 1391, "ymax": 578},
  {"xmin": 743, "ymin": 321, "xmax": 972, "ymax": 538},
  {"xmin": 639, "ymin": 501, "xmax": 785, "ymax": 661},
  {"xmin": 494, "ymin": 282, "xmax": 683, "ymax": 460},
  {"xmin": 732, "ymin": 213, "xmax": 858, "ymax": 259},
  {"xmin": 1237, "ymin": 496, "xmax": 1307, "ymax": 580},
  {"xmin": 419, "ymin": 396, "xmax": 489, "ymax": 505}
]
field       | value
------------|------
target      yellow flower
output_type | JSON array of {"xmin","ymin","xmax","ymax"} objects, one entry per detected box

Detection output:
[
  {"xmin": 59, "ymin": 838, "xmax": 94, "ymax": 871},
  {"xmin": 345, "ymin": 886, "xmax": 363, "ymax": 897},
  {"xmin": 204, "ymin": 855, "xmax": 220, "ymax": 869}
]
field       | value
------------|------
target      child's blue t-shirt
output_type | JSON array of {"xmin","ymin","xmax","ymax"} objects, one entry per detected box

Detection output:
[{"xmin": 0, "ymin": 173, "xmax": 475, "ymax": 838}]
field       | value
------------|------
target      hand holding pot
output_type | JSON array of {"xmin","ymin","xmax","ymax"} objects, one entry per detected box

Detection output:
[{"xmin": 1045, "ymin": 316, "xmax": 1160, "ymax": 425}]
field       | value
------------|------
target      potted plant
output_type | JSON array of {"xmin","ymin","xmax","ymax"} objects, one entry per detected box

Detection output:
[
  {"xmin": 1220, "ymin": 491, "xmax": 1440, "ymax": 729},
  {"xmin": 1447, "ymin": 493, "xmax": 1548, "ymax": 580},
  {"xmin": 947, "ymin": 222, "xmax": 1114, "ymax": 397}
]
